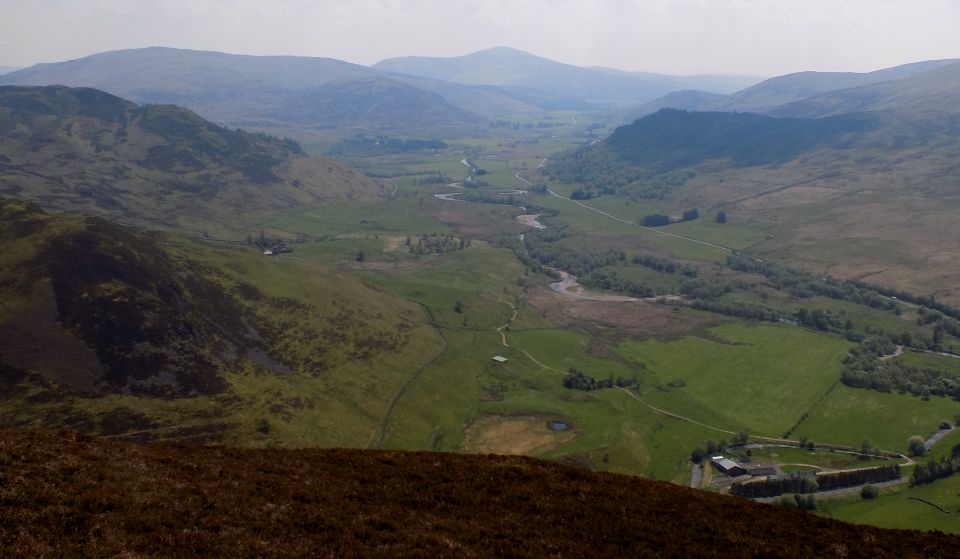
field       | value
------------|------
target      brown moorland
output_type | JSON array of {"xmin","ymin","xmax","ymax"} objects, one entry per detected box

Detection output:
[{"xmin": 0, "ymin": 430, "xmax": 957, "ymax": 558}]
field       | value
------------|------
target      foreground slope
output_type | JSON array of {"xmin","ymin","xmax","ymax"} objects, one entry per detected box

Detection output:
[
  {"xmin": 0, "ymin": 85, "xmax": 380, "ymax": 232},
  {"xmin": 0, "ymin": 430, "xmax": 956, "ymax": 558}
]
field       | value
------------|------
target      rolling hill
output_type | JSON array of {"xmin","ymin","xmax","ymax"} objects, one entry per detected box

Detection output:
[
  {"xmin": 2, "ymin": 429, "xmax": 957, "ymax": 557},
  {"xmin": 0, "ymin": 85, "xmax": 382, "ymax": 232},
  {"xmin": 375, "ymin": 46, "xmax": 762, "ymax": 108},
  {"xmin": 0, "ymin": 47, "xmax": 537, "ymax": 142}
]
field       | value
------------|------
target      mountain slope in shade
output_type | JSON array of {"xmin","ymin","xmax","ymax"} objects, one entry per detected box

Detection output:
[
  {"xmin": 0, "ymin": 47, "xmax": 496, "ymax": 137},
  {"xmin": 1, "ymin": 430, "xmax": 956, "ymax": 557},
  {"xmin": 0, "ymin": 85, "xmax": 381, "ymax": 231},
  {"xmin": 375, "ymin": 46, "xmax": 762, "ymax": 107}
]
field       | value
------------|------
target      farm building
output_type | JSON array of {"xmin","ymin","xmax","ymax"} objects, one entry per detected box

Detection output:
[
  {"xmin": 491, "ymin": 356, "xmax": 508, "ymax": 363},
  {"xmin": 711, "ymin": 456, "xmax": 747, "ymax": 477}
]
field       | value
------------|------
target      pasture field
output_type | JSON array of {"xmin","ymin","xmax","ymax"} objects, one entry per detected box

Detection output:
[
  {"xmin": 818, "ymin": 474, "xmax": 960, "ymax": 534},
  {"xmin": 794, "ymin": 385, "xmax": 960, "ymax": 452},
  {"xmin": 616, "ymin": 323, "xmax": 851, "ymax": 438}
]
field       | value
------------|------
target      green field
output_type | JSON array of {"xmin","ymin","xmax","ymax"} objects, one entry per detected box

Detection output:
[
  {"xmin": 794, "ymin": 385, "xmax": 960, "ymax": 452},
  {"xmin": 617, "ymin": 323, "xmax": 851, "ymax": 438},
  {"xmin": 818, "ymin": 474, "xmax": 960, "ymax": 533}
]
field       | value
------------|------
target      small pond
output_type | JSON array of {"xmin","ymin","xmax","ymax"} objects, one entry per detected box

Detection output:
[{"xmin": 549, "ymin": 422, "xmax": 569, "ymax": 431}]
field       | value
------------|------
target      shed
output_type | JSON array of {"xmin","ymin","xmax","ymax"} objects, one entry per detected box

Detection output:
[
  {"xmin": 491, "ymin": 356, "xmax": 508, "ymax": 363},
  {"xmin": 711, "ymin": 455, "xmax": 748, "ymax": 477}
]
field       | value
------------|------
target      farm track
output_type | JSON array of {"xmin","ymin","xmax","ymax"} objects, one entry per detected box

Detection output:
[
  {"xmin": 496, "ymin": 299, "xmax": 564, "ymax": 374},
  {"xmin": 373, "ymin": 301, "xmax": 448, "ymax": 449}
]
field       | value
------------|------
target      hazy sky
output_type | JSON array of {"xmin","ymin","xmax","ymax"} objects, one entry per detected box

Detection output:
[{"xmin": 2, "ymin": 0, "xmax": 958, "ymax": 76}]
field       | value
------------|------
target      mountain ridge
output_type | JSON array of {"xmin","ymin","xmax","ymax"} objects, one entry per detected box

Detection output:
[
  {"xmin": 374, "ymin": 46, "xmax": 763, "ymax": 107},
  {"xmin": 626, "ymin": 58, "xmax": 960, "ymax": 119}
]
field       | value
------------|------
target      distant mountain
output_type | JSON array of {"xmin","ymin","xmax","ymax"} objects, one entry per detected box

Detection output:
[
  {"xmin": 0, "ymin": 66, "xmax": 20, "ymax": 75},
  {"xmin": 625, "ymin": 59, "xmax": 960, "ymax": 118},
  {"xmin": 0, "ymin": 85, "xmax": 380, "ymax": 231},
  {"xmin": 0, "ymin": 47, "xmax": 516, "ymax": 140},
  {"xmin": 375, "ymin": 46, "xmax": 762, "ymax": 108},
  {"xmin": 772, "ymin": 61, "xmax": 960, "ymax": 118}
]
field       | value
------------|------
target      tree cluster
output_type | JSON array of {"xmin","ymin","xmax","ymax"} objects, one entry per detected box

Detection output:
[
  {"xmin": 816, "ymin": 465, "xmax": 900, "ymax": 490},
  {"xmin": 407, "ymin": 233, "xmax": 470, "ymax": 256},
  {"xmin": 631, "ymin": 254, "xmax": 698, "ymax": 277},
  {"xmin": 640, "ymin": 214, "xmax": 671, "ymax": 227},
  {"xmin": 562, "ymin": 368, "xmax": 639, "ymax": 391},
  {"xmin": 911, "ymin": 446, "xmax": 960, "ymax": 485},
  {"xmin": 731, "ymin": 476, "xmax": 818, "ymax": 498},
  {"xmin": 840, "ymin": 339, "xmax": 960, "ymax": 400}
]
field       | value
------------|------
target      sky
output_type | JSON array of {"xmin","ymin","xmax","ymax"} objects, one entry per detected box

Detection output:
[{"xmin": 2, "ymin": 0, "xmax": 958, "ymax": 76}]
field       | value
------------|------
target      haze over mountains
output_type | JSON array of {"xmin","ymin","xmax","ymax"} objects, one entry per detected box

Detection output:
[
  {"xmin": 628, "ymin": 58, "xmax": 960, "ymax": 119},
  {"xmin": 0, "ymin": 46, "xmax": 763, "ymax": 145},
  {"xmin": 374, "ymin": 46, "xmax": 761, "ymax": 108}
]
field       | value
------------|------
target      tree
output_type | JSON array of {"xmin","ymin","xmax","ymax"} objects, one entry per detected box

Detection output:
[
  {"xmin": 355, "ymin": 250, "xmax": 365, "ymax": 262},
  {"xmin": 861, "ymin": 484, "xmax": 878, "ymax": 500},
  {"xmin": 454, "ymin": 299, "xmax": 464, "ymax": 313},
  {"xmin": 908, "ymin": 435, "xmax": 927, "ymax": 457},
  {"xmin": 690, "ymin": 448, "xmax": 706, "ymax": 463},
  {"xmin": 682, "ymin": 208, "xmax": 700, "ymax": 221},
  {"xmin": 715, "ymin": 211, "xmax": 727, "ymax": 224}
]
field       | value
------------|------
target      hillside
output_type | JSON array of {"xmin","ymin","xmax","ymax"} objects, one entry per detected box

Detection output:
[
  {"xmin": 1, "ymin": 430, "xmax": 956, "ymax": 557},
  {"xmin": 375, "ymin": 46, "xmax": 761, "ymax": 108},
  {"xmin": 546, "ymin": 109, "xmax": 889, "ymax": 195},
  {"xmin": 773, "ymin": 61, "xmax": 960, "ymax": 118},
  {"xmin": 628, "ymin": 59, "xmax": 959, "ymax": 116},
  {"xmin": 0, "ymin": 47, "xmax": 533, "ymax": 140},
  {"xmin": 0, "ymin": 198, "xmax": 437, "ymax": 446},
  {"xmin": 618, "ymin": 89, "xmax": 727, "ymax": 121},
  {"xmin": 0, "ymin": 85, "xmax": 381, "ymax": 232}
]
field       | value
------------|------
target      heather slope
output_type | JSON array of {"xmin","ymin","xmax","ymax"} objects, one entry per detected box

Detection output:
[{"xmin": 1, "ymin": 430, "xmax": 957, "ymax": 558}]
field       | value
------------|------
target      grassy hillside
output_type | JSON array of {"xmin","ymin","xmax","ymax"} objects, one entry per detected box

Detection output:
[
  {"xmin": 0, "ymin": 85, "xmax": 381, "ymax": 232},
  {"xmin": 0, "ymin": 198, "xmax": 439, "ymax": 446},
  {"xmin": 1, "ymin": 430, "xmax": 957, "ymax": 557}
]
